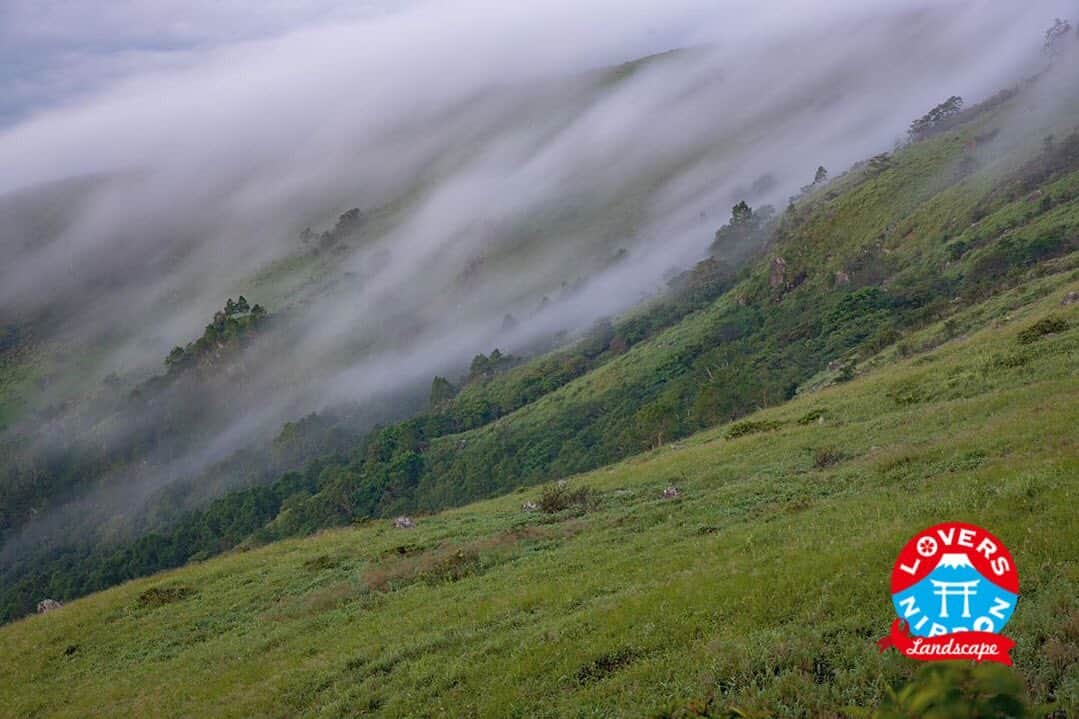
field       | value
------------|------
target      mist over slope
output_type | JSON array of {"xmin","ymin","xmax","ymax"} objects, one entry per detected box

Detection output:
[{"xmin": 0, "ymin": 1, "xmax": 1074, "ymax": 602}]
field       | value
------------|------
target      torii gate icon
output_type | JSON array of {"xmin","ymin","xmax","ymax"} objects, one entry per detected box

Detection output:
[{"xmin": 930, "ymin": 579, "xmax": 980, "ymax": 619}]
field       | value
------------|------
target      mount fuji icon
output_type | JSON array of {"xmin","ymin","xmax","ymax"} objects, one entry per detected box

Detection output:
[{"xmin": 935, "ymin": 553, "xmax": 975, "ymax": 569}]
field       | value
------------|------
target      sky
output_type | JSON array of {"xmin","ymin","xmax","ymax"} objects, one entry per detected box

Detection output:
[{"xmin": 0, "ymin": 1, "xmax": 421, "ymax": 126}]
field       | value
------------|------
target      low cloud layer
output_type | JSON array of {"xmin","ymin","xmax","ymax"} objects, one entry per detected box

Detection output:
[{"xmin": 0, "ymin": 0, "xmax": 1071, "ymax": 551}]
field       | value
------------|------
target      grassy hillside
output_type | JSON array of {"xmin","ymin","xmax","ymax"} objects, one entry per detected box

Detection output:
[{"xmin": 1, "ymin": 277, "xmax": 1076, "ymax": 718}]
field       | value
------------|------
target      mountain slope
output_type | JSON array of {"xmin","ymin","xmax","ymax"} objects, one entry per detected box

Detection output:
[
  {"xmin": 4, "ymin": 69, "xmax": 1079, "ymax": 623},
  {"xmin": 0, "ymin": 277, "xmax": 1075, "ymax": 718}
]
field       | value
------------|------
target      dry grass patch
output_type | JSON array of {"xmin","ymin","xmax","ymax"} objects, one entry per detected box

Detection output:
[{"xmin": 364, "ymin": 526, "xmax": 563, "ymax": 592}]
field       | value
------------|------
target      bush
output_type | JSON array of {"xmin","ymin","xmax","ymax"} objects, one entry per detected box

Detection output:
[
  {"xmin": 813, "ymin": 447, "xmax": 845, "ymax": 469},
  {"xmin": 302, "ymin": 554, "xmax": 339, "ymax": 571},
  {"xmin": 1017, "ymin": 316, "xmax": 1069, "ymax": 345},
  {"xmin": 862, "ymin": 325, "xmax": 901, "ymax": 357},
  {"xmin": 137, "ymin": 585, "xmax": 196, "ymax": 608},
  {"xmin": 870, "ymin": 662, "xmax": 1044, "ymax": 719},
  {"xmin": 726, "ymin": 420, "xmax": 783, "ymax": 439},
  {"xmin": 886, "ymin": 379, "xmax": 926, "ymax": 406},
  {"xmin": 421, "ymin": 549, "xmax": 482, "ymax": 585},
  {"xmin": 537, "ymin": 483, "xmax": 599, "ymax": 514}
]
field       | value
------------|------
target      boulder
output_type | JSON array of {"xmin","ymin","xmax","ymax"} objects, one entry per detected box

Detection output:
[{"xmin": 36, "ymin": 599, "xmax": 63, "ymax": 614}]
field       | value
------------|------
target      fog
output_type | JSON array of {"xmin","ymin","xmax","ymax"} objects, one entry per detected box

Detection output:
[{"xmin": 0, "ymin": 0, "xmax": 1071, "ymax": 552}]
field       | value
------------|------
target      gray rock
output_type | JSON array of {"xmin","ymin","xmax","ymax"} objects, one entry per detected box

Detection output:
[{"xmin": 36, "ymin": 599, "xmax": 63, "ymax": 614}]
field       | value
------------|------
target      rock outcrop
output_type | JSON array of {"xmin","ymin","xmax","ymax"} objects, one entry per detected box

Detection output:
[{"xmin": 769, "ymin": 257, "xmax": 787, "ymax": 289}]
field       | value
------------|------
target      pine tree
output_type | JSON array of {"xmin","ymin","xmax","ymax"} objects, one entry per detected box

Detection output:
[
  {"xmin": 165, "ymin": 346, "xmax": 186, "ymax": 371},
  {"xmin": 429, "ymin": 376, "xmax": 457, "ymax": 407},
  {"xmin": 731, "ymin": 201, "xmax": 753, "ymax": 226}
]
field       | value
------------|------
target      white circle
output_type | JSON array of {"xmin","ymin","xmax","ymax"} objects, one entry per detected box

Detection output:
[{"xmin": 916, "ymin": 536, "xmax": 938, "ymax": 557}]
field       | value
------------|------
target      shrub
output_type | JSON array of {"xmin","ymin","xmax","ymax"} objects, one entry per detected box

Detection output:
[
  {"xmin": 726, "ymin": 420, "xmax": 783, "ymax": 439},
  {"xmin": 137, "ymin": 585, "xmax": 196, "ymax": 608},
  {"xmin": 870, "ymin": 662, "xmax": 1044, "ymax": 718},
  {"xmin": 834, "ymin": 361, "xmax": 857, "ymax": 383},
  {"xmin": 886, "ymin": 379, "xmax": 926, "ymax": 406},
  {"xmin": 813, "ymin": 447, "xmax": 845, "ymax": 469},
  {"xmin": 862, "ymin": 325, "xmax": 901, "ymax": 357},
  {"xmin": 983, "ymin": 351, "xmax": 1030, "ymax": 372},
  {"xmin": 421, "ymin": 548, "xmax": 481, "ymax": 585},
  {"xmin": 1017, "ymin": 316, "xmax": 1069, "ymax": 345},
  {"xmin": 302, "ymin": 554, "xmax": 339, "ymax": 571},
  {"xmin": 537, "ymin": 483, "xmax": 599, "ymax": 514}
]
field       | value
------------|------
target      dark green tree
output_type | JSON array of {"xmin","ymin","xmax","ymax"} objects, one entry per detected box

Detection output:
[
  {"xmin": 429, "ymin": 376, "xmax": 457, "ymax": 407},
  {"xmin": 731, "ymin": 201, "xmax": 753, "ymax": 226},
  {"xmin": 908, "ymin": 96, "xmax": 964, "ymax": 141},
  {"xmin": 469, "ymin": 353, "xmax": 490, "ymax": 379},
  {"xmin": 814, "ymin": 165, "xmax": 828, "ymax": 184},
  {"xmin": 165, "ymin": 346, "xmax": 186, "ymax": 371}
]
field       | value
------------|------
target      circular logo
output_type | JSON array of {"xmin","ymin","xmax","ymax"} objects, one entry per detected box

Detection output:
[{"xmin": 890, "ymin": 522, "xmax": 1019, "ymax": 637}]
